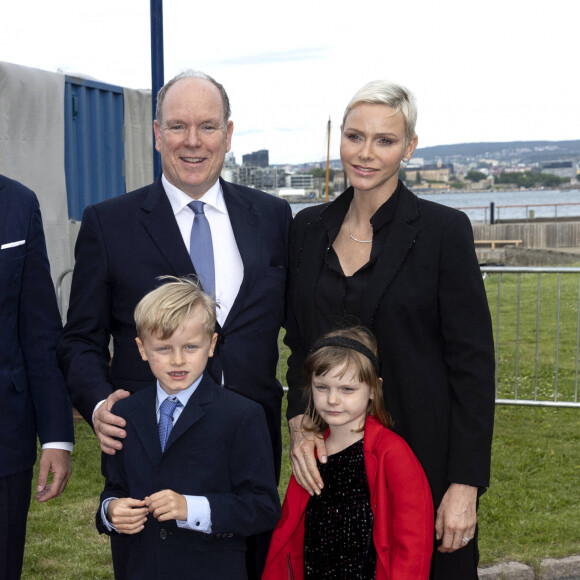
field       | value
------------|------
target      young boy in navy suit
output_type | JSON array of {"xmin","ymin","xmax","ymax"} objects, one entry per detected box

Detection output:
[{"xmin": 96, "ymin": 277, "xmax": 281, "ymax": 580}]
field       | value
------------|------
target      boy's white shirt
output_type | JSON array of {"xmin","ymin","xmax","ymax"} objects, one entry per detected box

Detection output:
[{"xmin": 101, "ymin": 375, "xmax": 212, "ymax": 534}]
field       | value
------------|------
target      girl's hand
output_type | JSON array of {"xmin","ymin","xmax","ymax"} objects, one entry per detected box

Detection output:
[
  {"xmin": 108, "ymin": 498, "xmax": 148, "ymax": 534},
  {"xmin": 288, "ymin": 414, "xmax": 327, "ymax": 496},
  {"xmin": 145, "ymin": 489, "xmax": 188, "ymax": 522},
  {"xmin": 435, "ymin": 483, "xmax": 478, "ymax": 552}
]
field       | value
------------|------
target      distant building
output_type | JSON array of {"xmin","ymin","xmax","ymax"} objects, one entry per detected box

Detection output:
[
  {"xmin": 242, "ymin": 149, "xmax": 269, "ymax": 167},
  {"xmin": 405, "ymin": 163, "xmax": 453, "ymax": 183},
  {"xmin": 286, "ymin": 173, "xmax": 314, "ymax": 189},
  {"xmin": 232, "ymin": 165, "xmax": 285, "ymax": 189},
  {"xmin": 224, "ymin": 151, "xmax": 236, "ymax": 166},
  {"xmin": 541, "ymin": 161, "xmax": 576, "ymax": 179},
  {"xmin": 279, "ymin": 187, "xmax": 308, "ymax": 197}
]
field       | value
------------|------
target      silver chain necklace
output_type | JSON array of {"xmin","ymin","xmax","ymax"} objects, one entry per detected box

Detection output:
[{"xmin": 348, "ymin": 208, "xmax": 373, "ymax": 243}]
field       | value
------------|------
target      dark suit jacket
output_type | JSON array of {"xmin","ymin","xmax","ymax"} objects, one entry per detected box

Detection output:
[
  {"xmin": 58, "ymin": 177, "xmax": 291, "ymax": 473},
  {"xmin": 96, "ymin": 374, "xmax": 281, "ymax": 580},
  {"xmin": 0, "ymin": 174, "xmax": 74, "ymax": 479},
  {"xmin": 284, "ymin": 183, "xmax": 495, "ymax": 505}
]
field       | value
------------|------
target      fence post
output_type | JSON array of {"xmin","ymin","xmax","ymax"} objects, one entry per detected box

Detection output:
[{"xmin": 490, "ymin": 202, "xmax": 495, "ymax": 225}]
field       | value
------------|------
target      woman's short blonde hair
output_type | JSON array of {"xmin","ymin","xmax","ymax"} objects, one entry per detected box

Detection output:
[
  {"xmin": 342, "ymin": 80, "xmax": 417, "ymax": 144},
  {"xmin": 134, "ymin": 276, "xmax": 216, "ymax": 340}
]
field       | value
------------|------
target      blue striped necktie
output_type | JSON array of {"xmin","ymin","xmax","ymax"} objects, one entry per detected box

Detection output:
[
  {"xmin": 188, "ymin": 200, "xmax": 215, "ymax": 297},
  {"xmin": 158, "ymin": 397, "xmax": 182, "ymax": 452}
]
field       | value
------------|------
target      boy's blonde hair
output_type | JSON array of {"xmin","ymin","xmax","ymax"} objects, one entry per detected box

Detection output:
[
  {"xmin": 302, "ymin": 326, "xmax": 393, "ymax": 432},
  {"xmin": 134, "ymin": 276, "xmax": 216, "ymax": 340}
]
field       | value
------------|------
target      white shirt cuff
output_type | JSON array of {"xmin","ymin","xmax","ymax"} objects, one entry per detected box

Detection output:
[
  {"xmin": 42, "ymin": 442, "xmax": 74, "ymax": 452},
  {"xmin": 101, "ymin": 497, "xmax": 119, "ymax": 533},
  {"xmin": 176, "ymin": 496, "xmax": 212, "ymax": 533},
  {"xmin": 92, "ymin": 399, "xmax": 106, "ymax": 425}
]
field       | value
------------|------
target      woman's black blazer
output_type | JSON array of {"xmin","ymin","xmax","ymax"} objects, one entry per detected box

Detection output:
[{"xmin": 284, "ymin": 182, "xmax": 495, "ymax": 504}]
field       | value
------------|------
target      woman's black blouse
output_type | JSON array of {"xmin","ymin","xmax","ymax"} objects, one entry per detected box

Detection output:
[{"xmin": 314, "ymin": 185, "xmax": 400, "ymax": 332}]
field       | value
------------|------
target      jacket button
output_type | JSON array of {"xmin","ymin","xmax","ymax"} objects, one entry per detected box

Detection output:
[{"xmin": 160, "ymin": 529, "xmax": 167, "ymax": 540}]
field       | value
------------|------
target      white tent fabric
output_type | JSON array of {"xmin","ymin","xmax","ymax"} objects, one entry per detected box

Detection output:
[
  {"xmin": 0, "ymin": 61, "xmax": 69, "ymax": 286},
  {"xmin": 123, "ymin": 87, "xmax": 154, "ymax": 193}
]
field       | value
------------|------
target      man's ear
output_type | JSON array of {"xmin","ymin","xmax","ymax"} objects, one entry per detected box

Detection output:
[{"xmin": 208, "ymin": 332, "xmax": 218, "ymax": 357}]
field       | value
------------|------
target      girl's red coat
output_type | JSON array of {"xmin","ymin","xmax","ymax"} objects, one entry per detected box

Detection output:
[{"xmin": 263, "ymin": 416, "xmax": 434, "ymax": 580}]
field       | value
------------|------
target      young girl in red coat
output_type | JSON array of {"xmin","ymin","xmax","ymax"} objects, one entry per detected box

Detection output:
[{"xmin": 263, "ymin": 326, "xmax": 434, "ymax": 580}]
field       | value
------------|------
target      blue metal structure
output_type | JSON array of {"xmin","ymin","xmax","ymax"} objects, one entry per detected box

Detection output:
[
  {"xmin": 150, "ymin": 0, "xmax": 164, "ymax": 178},
  {"xmin": 64, "ymin": 76, "xmax": 125, "ymax": 220}
]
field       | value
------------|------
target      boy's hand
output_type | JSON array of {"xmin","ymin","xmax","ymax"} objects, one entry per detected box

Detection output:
[
  {"xmin": 108, "ymin": 498, "xmax": 148, "ymax": 534},
  {"xmin": 145, "ymin": 490, "xmax": 187, "ymax": 522}
]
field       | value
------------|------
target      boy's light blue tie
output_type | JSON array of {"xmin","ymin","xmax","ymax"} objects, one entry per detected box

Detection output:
[
  {"xmin": 188, "ymin": 201, "xmax": 215, "ymax": 298},
  {"xmin": 158, "ymin": 397, "xmax": 182, "ymax": 452}
]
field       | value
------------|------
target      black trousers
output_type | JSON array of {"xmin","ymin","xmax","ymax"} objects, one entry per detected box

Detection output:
[
  {"xmin": 0, "ymin": 468, "xmax": 33, "ymax": 580},
  {"xmin": 431, "ymin": 525, "xmax": 480, "ymax": 579}
]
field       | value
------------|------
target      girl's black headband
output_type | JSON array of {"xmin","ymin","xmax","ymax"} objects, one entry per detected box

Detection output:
[{"xmin": 309, "ymin": 336, "xmax": 380, "ymax": 375}]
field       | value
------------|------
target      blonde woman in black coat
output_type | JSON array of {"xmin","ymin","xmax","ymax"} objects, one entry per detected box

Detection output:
[{"xmin": 285, "ymin": 80, "xmax": 495, "ymax": 579}]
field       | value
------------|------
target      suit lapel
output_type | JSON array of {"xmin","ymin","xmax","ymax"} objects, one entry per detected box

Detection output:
[
  {"xmin": 359, "ymin": 186, "xmax": 420, "ymax": 327},
  {"xmin": 292, "ymin": 210, "xmax": 330, "ymax": 338},
  {"xmin": 130, "ymin": 387, "xmax": 163, "ymax": 467},
  {"xmin": 220, "ymin": 180, "xmax": 261, "ymax": 328},
  {"xmin": 163, "ymin": 374, "xmax": 213, "ymax": 453},
  {"xmin": 140, "ymin": 177, "xmax": 194, "ymax": 276}
]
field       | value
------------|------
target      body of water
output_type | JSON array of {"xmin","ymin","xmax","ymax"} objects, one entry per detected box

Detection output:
[{"xmin": 290, "ymin": 189, "xmax": 580, "ymax": 223}]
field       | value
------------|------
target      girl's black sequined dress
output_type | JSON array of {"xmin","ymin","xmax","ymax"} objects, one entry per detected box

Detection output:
[{"xmin": 303, "ymin": 438, "xmax": 377, "ymax": 579}]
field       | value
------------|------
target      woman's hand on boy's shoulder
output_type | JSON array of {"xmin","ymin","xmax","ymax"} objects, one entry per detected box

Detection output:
[
  {"xmin": 108, "ymin": 497, "xmax": 148, "ymax": 534},
  {"xmin": 288, "ymin": 414, "xmax": 327, "ymax": 496},
  {"xmin": 145, "ymin": 489, "xmax": 187, "ymax": 522}
]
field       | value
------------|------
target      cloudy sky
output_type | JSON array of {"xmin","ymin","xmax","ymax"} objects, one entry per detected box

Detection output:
[{"xmin": 1, "ymin": 0, "xmax": 578, "ymax": 164}]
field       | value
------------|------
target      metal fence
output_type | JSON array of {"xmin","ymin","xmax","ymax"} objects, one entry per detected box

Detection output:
[
  {"xmin": 482, "ymin": 266, "xmax": 580, "ymax": 408},
  {"xmin": 456, "ymin": 202, "xmax": 580, "ymax": 224}
]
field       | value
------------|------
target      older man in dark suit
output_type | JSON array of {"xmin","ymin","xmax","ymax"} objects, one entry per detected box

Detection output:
[
  {"xmin": 0, "ymin": 174, "xmax": 74, "ymax": 580},
  {"xmin": 58, "ymin": 70, "xmax": 291, "ymax": 579}
]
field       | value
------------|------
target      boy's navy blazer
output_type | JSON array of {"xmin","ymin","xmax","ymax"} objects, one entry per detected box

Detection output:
[
  {"xmin": 97, "ymin": 373, "xmax": 281, "ymax": 577},
  {"xmin": 58, "ymin": 177, "xmax": 291, "ymax": 467},
  {"xmin": 0, "ymin": 175, "xmax": 74, "ymax": 478}
]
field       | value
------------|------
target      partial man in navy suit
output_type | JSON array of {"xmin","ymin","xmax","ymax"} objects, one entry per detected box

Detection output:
[
  {"xmin": 58, "ymin": 71, "xmax": 291, "ymax": 579},
  {"xmin": 0, "ymin": 174, "xmax": 74, "ymax": 580}
]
